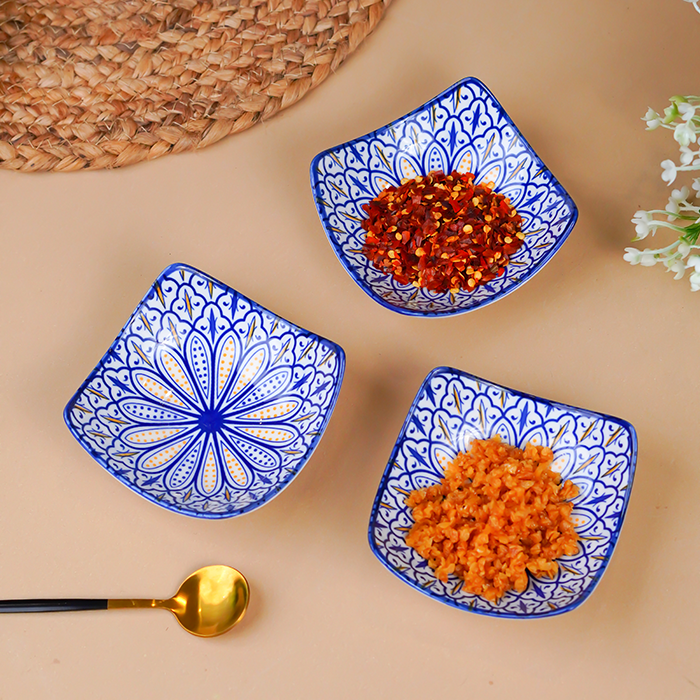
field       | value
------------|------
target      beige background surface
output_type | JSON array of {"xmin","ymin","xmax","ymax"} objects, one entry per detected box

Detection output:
[{"xmin": 1, "ymin": 0, "xmax": 699, "ymax": 698}]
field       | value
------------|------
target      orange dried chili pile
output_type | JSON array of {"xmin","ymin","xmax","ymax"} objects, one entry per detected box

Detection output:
[
  {"xmin": 405, "ymin": 437, "xmax": 579, "ymax": 602},
  {"xmin": 361, "ymin": 170, "xmax": 524, "ymax": 293}
]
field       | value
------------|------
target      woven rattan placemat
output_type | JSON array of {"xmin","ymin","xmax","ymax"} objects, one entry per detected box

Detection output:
[{"xmin": 0, "ymin": 0, "xmax": 392, "ymax": 171}]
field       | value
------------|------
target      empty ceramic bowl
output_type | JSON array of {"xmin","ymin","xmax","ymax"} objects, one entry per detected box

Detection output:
[
  {"xmin": 311, "ymin": 76, "xmax": 578, "ymax": 316},
  {"xmin": 64, "ymin": 263, "xmax": 345, "ymax": 518},
  {"xmin": 368, "ymin": 367, "xmax": 637, "ymax": 618}
]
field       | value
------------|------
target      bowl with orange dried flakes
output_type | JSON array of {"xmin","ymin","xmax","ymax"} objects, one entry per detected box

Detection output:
[
  {"xmin": 368, "ymin": 368, "xmax": 637, "ymax": 618},
  {"xmin": 310, "ymin": 77, "xmax": 578, "ymax": 316}
]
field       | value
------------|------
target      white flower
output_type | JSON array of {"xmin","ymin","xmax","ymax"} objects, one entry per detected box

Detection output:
[
  {"xmin": 625, "ymin": 247, "xmax": 657, "ymax": 266},
  {"xmin": 680, "ymin": 146, "xmax": 695, "ymax": 165},
  {"xmin": 671, "ymin": 186, "xmax": 689, "ymax": 202},
  {"xmin": 631, "ymin": 210, "xmax": 656, "ymax": 239},
  {"xmin": 664, "ymin": 258, "xmax": 686, "ymax": 279},
  {"xmin": 666, "ymin": 186, "xmax": 690, "ymax": 216},
  {"xmin": 688, "ymin": 254, "xmax": 700, "ymax": 272},
  {"xmin": 683, "ymin": 0, "xmax": 700, "ymax": 14},
  {"xmin": 630, "ymin": 92, "xmax": 700, "ymax": 291},
  {"xmin": 689, "ymin": 270, "xmax": 700, "ymax": 291},
  {"xmin": 639, "ymin": 250, "xmax": 658, "ymax": 266},
  {"xmin": 623, "ymin": 247, "xmax": 643, "ymax": 264},
  {"xmin": 679, "ymin": 102, "xmax": 697, "ymax": 122},
  {"xmin": 672, "ymin": 261, "xmax": 686, "ymax": 279},
  {"xmin": 644, "ymin": 107, "xmax": 662, "ymax": 130},
  {"xmin": 674, "ymin": 121, "xmax": 697, "ymax": 147},
  {"xmin": 661, "ymin": 159, "xmax": 678, "ymax": 184}
]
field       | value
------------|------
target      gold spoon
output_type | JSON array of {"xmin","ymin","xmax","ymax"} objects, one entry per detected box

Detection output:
[{"xmin": 0, "ymin": 565, "xmax": 250, "ymax": 638}]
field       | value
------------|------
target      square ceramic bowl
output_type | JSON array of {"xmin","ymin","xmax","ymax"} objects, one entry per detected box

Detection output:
[
  {"xmin": 64, "ymin": 263, "xmax": 345, "ymax": 519},
  {"xmin": 368, "ymin": 367, "xmax": 637, "ymax": 618},
  {"xmin": 310, "ymin": 76, "xmax": 578, "ymax": 316}
]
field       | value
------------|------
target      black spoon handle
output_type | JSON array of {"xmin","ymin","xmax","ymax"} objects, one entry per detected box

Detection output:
[{"xmin": 0, "ymin": 599, "xmax": 108, "ymax": 613}]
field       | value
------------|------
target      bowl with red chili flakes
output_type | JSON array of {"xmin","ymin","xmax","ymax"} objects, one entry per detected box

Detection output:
[
  {"xmin": 368, "ymin": 368, "xmax": 637, "ymax": 618},
  {"xmin": 310, "ymin": 77, "xmax": 578, "ymax": 316}
]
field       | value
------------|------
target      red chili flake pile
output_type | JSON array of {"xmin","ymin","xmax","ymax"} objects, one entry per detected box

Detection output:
[{"xmin": 360, "ymin": 170, "xmax": 525, "ymax": 294}]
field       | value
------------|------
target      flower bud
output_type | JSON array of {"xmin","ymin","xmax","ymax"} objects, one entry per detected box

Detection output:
[{"xmin": 664, "ymin": 103, "xmax": 680, "ymax": 124}]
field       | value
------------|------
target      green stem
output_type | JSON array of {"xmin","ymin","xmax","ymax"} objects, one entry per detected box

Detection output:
[
  {"xmin": 643, "ymin": 210, "xmax": 699, "ymax": 220},
  {"xmin": 644, "ymin": 242, "xmax": 681, "ymax": 257},
  {"xmin": 681, "ymin": 222, "xmax": 700, "ymax": 245},
  {"xmin": 646, "ymin": 220, "xmax": 694, "ymax": 235}
]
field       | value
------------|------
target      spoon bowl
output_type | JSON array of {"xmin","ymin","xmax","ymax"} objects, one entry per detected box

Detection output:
[{"xmin": 154, "ymin": 565, "xmax": 250, "ymax": 637}]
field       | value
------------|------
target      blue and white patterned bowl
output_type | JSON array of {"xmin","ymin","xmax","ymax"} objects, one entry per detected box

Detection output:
[
  {"xmin": 368, "ymin": 367, "xmax": 637, "ymax": 618},
  {"xmin": 311, "ymin": 77, "xmax": 578, "ymax": 316},
  {"xmin": 64, "ymin": 264, "xmax": 345, "ymax": 519}
]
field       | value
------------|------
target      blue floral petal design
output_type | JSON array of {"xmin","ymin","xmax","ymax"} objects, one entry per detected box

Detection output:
[
  {"xmin": 232, "ymin": 367, "xmax": 293, "ymax": 411},
  {"xmin": 165, "ymin": 436, "xmax": 205, "ymax": 491},
  {"xmin": 222, "ymin": 345, "xmax": 269, "ymax": 407},
  {"xmin": 185, "ymin": 331, "xmax": 213, "ymax": 402},
  {"xmin": 213, "ymin": 331, "xmax": 242, "ymax": 402}
]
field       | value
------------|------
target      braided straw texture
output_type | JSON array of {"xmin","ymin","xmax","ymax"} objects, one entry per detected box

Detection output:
[{"xmin": 0, "ymin": 0, "xmax": 392, "ymax": 171}]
